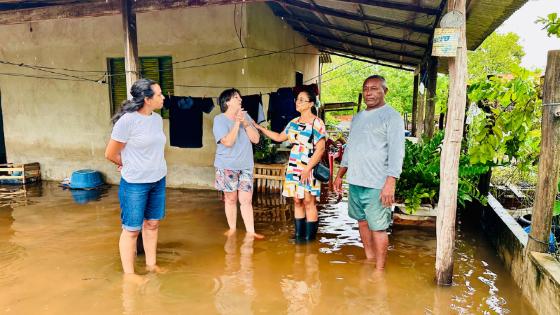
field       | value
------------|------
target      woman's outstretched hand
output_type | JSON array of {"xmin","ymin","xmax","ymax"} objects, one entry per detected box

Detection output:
[{"xmin": 252, "ymin": 121, "xmax": 264, "ymax": 131}]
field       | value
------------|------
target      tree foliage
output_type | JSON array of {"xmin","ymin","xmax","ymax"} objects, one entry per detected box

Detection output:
[
  {"xmin": 320, "ymin": 56, "xmax": 414, "ymax": 114},
  {"xmin": 467, "ymin": 32, "xmax": 525, "ymax": 81},
  {"xmin": 466, "ymin": 66, "xmax": 542, "ymax": 169},
  {"xmin": 536, "ymin": 12, "xmax": 560, "ymax": 38}
]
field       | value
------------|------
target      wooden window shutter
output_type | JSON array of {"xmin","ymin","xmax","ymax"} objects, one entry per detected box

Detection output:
[
  {"xmin": 108, "ymin": 58, "xmax": 127, "ymax": 116},
  {"xmin": 108, "ymin": 56, "xmax": 174, "ymax": 119}
]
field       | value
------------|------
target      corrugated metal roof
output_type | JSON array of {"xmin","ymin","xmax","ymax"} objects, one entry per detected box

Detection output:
[
  {"xmin": 268, "ymin": 0, "xmax": 528, "ymax": 70},
  {"xmin": 0, "ymin": 0, "xmax": 529, "ymax": 70}
]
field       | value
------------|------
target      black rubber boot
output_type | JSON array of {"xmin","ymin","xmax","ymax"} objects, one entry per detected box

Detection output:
[
  {"xmin": 305, "ymin": 221, "xmax": 319, "ymax": 241},
  {"xmin": 294, "ymin": 218, "xmax": 307, "ymax": 241}
]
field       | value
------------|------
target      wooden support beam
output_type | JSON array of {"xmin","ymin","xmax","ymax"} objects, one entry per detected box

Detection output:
[
  {"xmin": 121, "ymin": 0, "xmax": 139, "ymax": 99},
  {"xmin": 424, "ymin": 57, "xmax": 438, "ymax": 138},
  {"xmin": 411, "ymin": 73, "xmax": 419, "ymax": 136},
  {"xmin": 312, "ymin": 41, "xmax": 418, "ymax": 68},
  {"xmin": 0, "ymin": 0, "xmax": 263, "ymax": 25},
  {"xmin": 436, "ymin": 0, "xmax": 467, "ymax": 286},
  {"xmin": 307, "ymin": 0, "xmax": 353, "ymax": 52},
  {"xmin": 292, "ymin": 26, "xmax": 424, "ymax": 60},
  {"xmin": 334, "ymin": 0, "xmax": 440, "ymax": 15},
  {"xmin": 282, "ymin": 0, "xmax": 433, "ymax": 34},
  {"xmin": 526, "ymin": 50, "xmax": 560, "ymax": 253},
  {"xmin": 279, "ymin": 15, "xmax": 428, "ymax": 49},
  {"xmin": 416, "ymin": 88, "xmax": 425, "ymax": 137}
]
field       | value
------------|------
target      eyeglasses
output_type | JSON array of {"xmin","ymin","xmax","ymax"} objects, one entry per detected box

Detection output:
[{"xmin": 296, "ymin": 98, "xmax": 311, "ymax": 103}]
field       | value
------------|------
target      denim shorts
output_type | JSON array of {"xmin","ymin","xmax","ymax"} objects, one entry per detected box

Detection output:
[
  {"xmin": 119, "ymin": 176, "xmax": 166, "ymax": 231},
  {"xmin": 214, "ymin": 168, "xmax": 253, "ymax": 192},
  {"xmin": 348, "ymin": 184, "xmax": 392, "ymax": 231}
]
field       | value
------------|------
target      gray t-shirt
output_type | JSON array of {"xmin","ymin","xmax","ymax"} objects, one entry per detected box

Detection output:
[
  {"xmin": 111, "ymin": 111, "xmax": 167, "ymax": 183},
  {"xmin": 341, "ymin": 104, "xmax": 405, "ymax": 189},
  {"xmin": 213, "ymin": 113, "xmax": 254, "ymax": 170}
]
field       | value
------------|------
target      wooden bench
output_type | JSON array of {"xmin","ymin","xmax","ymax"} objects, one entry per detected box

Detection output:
[{"xmin": 0, "ymin": 163, "xmax": 41, "ymax": 185}]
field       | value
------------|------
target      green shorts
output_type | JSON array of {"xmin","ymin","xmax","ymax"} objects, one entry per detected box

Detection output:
[{"xmin": 348, "ymin": 184, "xmax": 392, "ymax": 231}]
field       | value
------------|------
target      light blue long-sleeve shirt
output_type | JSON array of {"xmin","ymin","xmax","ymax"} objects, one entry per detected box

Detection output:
[{"xmin": 341, "ymin": 104, "xmax": 405, "ymax": 189}]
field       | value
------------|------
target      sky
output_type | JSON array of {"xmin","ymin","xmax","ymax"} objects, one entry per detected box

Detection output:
[{"xmin": 496, "ymin": 0, "xmax": 560, "ymax": 70}]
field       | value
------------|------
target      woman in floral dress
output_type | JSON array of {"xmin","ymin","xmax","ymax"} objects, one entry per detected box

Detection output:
[{"xmin": 253, "ymin": 89, "xmax": 326, "ymax": 242}]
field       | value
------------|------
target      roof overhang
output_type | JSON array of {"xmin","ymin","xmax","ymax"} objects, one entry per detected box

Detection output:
[{"xmin": 0, "ymin": 0, "xmax": 528, "ymax": 71}]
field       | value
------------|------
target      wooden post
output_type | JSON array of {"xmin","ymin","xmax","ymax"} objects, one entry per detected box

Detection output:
[
  {"xmin": 121, "ymin": 0, "xmax": 139, "ymax": 99},
  {"xmin": 435, "ymin": 0, "xmax": 467, "ymax": 286},
  {"xmin": 412, "ymin": 74, "xmax": 419, "ymax": 136},
  {"xmin": 526, "ymin": 50, "xmax": 560, "ymax": 253},
  {"xmin": 425, "ymin": 57, "xmax": 438, "ymax": 138},
  {"xmin": 357, "ymin": 92, "xmax": 362, "ymax": 112},
  {"xmin": 417, "ymin": 89, "xmax": 426, "ymax": 137}
]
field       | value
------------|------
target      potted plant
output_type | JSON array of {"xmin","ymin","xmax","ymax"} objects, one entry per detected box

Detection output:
[
  {"xmin": 254, "ymin": 135, "xmax": 277, "ymax": 164},
  {"xmin": 395, "ymin": 131, "xmax": 489, "ymax": 216}
]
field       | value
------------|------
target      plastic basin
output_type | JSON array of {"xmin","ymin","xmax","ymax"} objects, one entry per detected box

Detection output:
[{"xmin": 70, "ymin": 169, "xmax": 103, "ymax": 189}]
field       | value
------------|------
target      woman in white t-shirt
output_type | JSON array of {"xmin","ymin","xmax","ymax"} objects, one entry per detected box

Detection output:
[{"xmin": 105, "ymin": 78, "xmax": 167, "ymax": 278}]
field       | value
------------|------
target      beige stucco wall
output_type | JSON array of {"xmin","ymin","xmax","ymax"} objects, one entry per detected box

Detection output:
[{"xmin": 0, "ymin": 3, "xmax": 319, "ymax": 188}]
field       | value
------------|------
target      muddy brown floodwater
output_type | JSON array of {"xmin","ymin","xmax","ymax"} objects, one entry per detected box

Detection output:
[{"xmin": 0, "ymin": 182, "xmax": 536, "ymax": 314}]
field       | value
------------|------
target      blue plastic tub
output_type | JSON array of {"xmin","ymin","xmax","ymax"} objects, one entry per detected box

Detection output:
[{"xmin": 69, "ymin": 169, "xmax": 103, "ymax": 189}]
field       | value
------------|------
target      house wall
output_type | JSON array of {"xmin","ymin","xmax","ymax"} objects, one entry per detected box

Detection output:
[{"xmin": 0, "ymin": 3, "xmax": 319, "ymax": 188}]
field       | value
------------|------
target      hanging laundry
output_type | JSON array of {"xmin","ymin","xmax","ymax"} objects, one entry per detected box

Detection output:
[
  {"xmin": 199, "ymin": 98, "xmax": 215, "ymax": 114},
  {"xmin": 257, "ymin": 102, "xmax": 266, "ymax": 124},
  {"xmin": 165, "ymin": 96, "xmax": 214, "ymax": 148},
  {"xmin": 268, "ymin": 87, "xmax": 300, "ymax": 134},
  {"xmin": 241, "ymin": 94, "xmax": 262, "ymax": 123}
]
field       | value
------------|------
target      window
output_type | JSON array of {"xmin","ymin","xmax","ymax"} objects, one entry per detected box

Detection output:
[{"xmin": 107, "ymin": 56, "xmax": 174, "ymax": 118}]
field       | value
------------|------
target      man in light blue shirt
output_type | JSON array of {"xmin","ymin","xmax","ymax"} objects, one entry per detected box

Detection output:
[{"xmin": 334, "ymin": 75, "xmax": 405, "ymax": 271}]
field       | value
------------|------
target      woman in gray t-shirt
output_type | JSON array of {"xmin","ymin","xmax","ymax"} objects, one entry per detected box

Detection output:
[
  {"xmin": 213, "ymin": 88, "xmax": 263, "ymax": 239},
  {"xmin": 105, "ymin": 78, "xmax": 167, "ymax": 279}
]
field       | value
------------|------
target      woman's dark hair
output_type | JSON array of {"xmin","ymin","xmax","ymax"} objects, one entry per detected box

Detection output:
[
  {"xmin": 111, "ymin": 78, "xmax": 157, "ymax": 124},
  {"xmin": 218, "ymin": 88, "xmax": 241, "ymax": 113},
  {"xmin": 297, "ymin": 89, "xmax": 317, "ymax": 106}
]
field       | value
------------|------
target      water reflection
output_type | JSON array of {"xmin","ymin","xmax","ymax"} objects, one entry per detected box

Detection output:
[
  {"xmin": 281, "ymin": 245, "xmax": 321, "ymax": 315},
  {"xmin": 67, "ymin": 186, "xmax": 109, "ymax": 204},
  {"xmin": 343, "ymin": 264, "xmax": 390, "ymax": 314},
  {"xmin": 214, "ymin": 233, "xmax": 256, "ymax": 314},
  {"xmin": 0, "ymin": 184, "xmax": 42, "ymax": 208}
]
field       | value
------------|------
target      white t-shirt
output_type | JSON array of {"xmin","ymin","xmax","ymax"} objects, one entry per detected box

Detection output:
[{"xmin": 111, "ymin": 111, "xmax": 167, "ymax": 183}]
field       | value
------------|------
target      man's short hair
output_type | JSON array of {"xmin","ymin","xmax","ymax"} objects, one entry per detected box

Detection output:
[{"xmin": 363, "ymin": 75, "xmax": 388, "ymax": 90}]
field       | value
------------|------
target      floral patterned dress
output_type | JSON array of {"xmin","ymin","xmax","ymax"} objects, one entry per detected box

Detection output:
[{"xmin": 282, "ymin": 117, "xmax": 327, "ymax": 199}]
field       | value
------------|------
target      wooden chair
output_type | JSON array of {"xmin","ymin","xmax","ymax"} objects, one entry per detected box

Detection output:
[
  {"xmin": 253, "ymin": 163, "xmax": 292, "ymax": 222},
  {"xmin": 253, "ymin": 163, "xmax": 286, "ymax": 194}
]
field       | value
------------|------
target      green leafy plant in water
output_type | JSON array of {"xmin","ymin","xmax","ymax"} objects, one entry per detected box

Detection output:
[{"xmin": 396, "ymin": 131, "xmax": 489, "ymax": 214}]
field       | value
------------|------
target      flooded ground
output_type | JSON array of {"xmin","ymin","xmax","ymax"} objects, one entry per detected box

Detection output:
[{"xmin": 0, "ymin": 182, "xmax": 536, "ymax": 314}]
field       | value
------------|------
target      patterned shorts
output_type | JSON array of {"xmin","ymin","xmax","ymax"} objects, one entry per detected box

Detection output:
[{"xmin": 215, "ymin": 168, "xmax": 253, "ymax": 192}]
